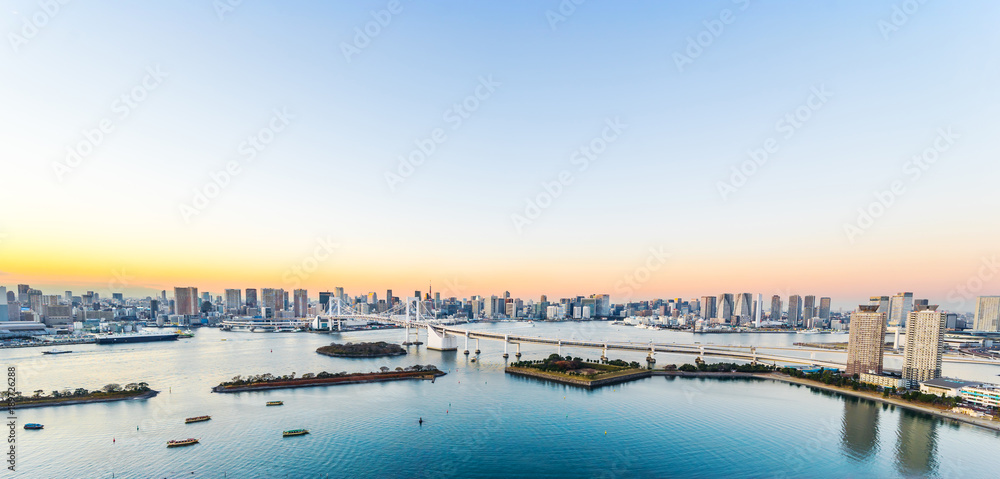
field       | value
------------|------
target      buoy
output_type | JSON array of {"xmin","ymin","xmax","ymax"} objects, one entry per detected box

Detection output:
[
  {"xmin": 604, "ymin": 431, "xmax": 607, "ymax": 435},
  {"xmin": 113, "ymin": 437, "xmax": 116, "ymax": 443}
]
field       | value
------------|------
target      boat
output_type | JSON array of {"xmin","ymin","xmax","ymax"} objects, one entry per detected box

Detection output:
[
  {"xmin": 166, "ymin": 438, "xmax": 199, "ymax": 447},
  {"xmin": 42, "ymin": 350, "xmax": 72, "ymax": 355},
  {"xmin": 185, "ymin": 415, "xmax": 211, "ymax": 424},
  {"xmin": 23, "ymin": 423, "xmax": 43, "ymax": 430},
  {"xmin": 95, "ymin": 333, "xmax": 179, "ymax": 344},
  {"xmin": 282, "ymin": 429, "xmax": 309, "ymax": 437},
  {"xmin": 266, "ymin": 401, "xmax": 283, "ymax": 406},
  {"xmin": 174, "ymin": 330, "xmax": 194, "ymax": 338}
]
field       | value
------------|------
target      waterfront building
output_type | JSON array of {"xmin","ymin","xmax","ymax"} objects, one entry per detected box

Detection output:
[
  {"xmin": 787, "ymin": 295, "xmax": 802, "ymax": 327},
  {"xmin": 959, "ymin": 383, "xmax": 1000, "ymax": 409},
  {"xmin": 700, "ymin": 296, "xmax": 716, "ymax": 320},
  {"xmin": 245, "ymin": 288, "xmax": 258, "ymax": 308},
  {"xmin": 888, "ymin": 292, "xmax": 913, "ymax": 327},
  {"xmin": 803, "ymin": 295, "xmax": 816, "ymax": 320},
  {"xmin": 846, "ymin": 305, "xmax": 886, "ymax": 376},
  {"xmin": 734, "ymin": 293, "xmax": 752, "ymax": 325},
  {"xmin": 918, "ymin": 378, "xmax": 979, "ymax": 397},
  {"xmin": 715, "ymin": 294, "xmax": 733, "ymax": 324},
  {"xmin": 225, "ymin": 289, "xmax": 242, "ymax": 312},
  {"xmin": 755, "ymin": 293, "xmax": 763, "ymax": 328},
  {"xmin": 902, "ymin": 305, "xmax": 946, "ymax": 387},
  {"xmin": 973, "ymin": 296, "xmax": 1000, "ymax": 331},
  {"xmin": 174, "ymin": 287, "xmax": 199, "ymax": 316},
  {"xmin": 770, "ymin": 295, "xmax": 781, "ymax": 321},
  {"xmin": 293, "ymin": 289, "xmax": 308, "ymax": 317},
  {"xmin": 860, "ymin": 372, "xmax": 906, "ymax": 390},
  {"xmin": 819, "ymin": 297, "xmax": 831, "ymax": 320},
  {"xmin": 261, "ymin": 288, "xmax": 284, "ymax": 318}
]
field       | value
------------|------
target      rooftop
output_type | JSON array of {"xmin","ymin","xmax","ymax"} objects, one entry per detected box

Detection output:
[{"xmin": 920, "ymin": 377, "xmax": 981, "ymax": 390}]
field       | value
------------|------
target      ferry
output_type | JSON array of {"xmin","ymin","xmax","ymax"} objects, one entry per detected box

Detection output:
[
  {"xmin": 167, "ymin": 438, "xmax": 199, "ymax": 448},
  {"xmin": 42, "ymin": 350, "xmax": 73, "ymax": 355},
  {"xmin": 174, "ymin": 330, "xmax": 194, "ymax": 338},
  {"xmin": 23, "ymin": 423, "xmax": 43, "ymax": 430},
  {"xmin": 185, "ymin": 415, "xmax": 211, "ymax": 424},
  {"xmin": 266, "ymin": 401, "xmax": 283, "ymax": 406},
  {"xmin": 282, "ymin": 429, "xmax": 309, "ymax": 437}
]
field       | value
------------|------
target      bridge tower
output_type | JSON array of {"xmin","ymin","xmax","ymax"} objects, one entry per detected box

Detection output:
[
  {"xmin": 557, "ymin": 340, "xmax": 562, "ymax": 356},
  {"xmin": 475, "ymin": 338, "xmax": 480, "ymax": 354},
  {"xmin": 600, "ymin": 344, "xmax": 608, "ymax": 363},
  {"xmin": 502, "ymin": 334, "xmax": 509, "ymax": 359},
  {"xmin": 463, "ymin": 331, "xmax": 470, "ymax": 355},
  {"xmin": 646, "ymin": 342, "xmax": 656, "ymax": 367},
  {"xmin": 515, "ymin": 342, "xmax": 521, "ymax": 359}
]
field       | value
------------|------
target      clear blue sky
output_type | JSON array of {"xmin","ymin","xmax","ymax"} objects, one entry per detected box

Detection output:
[{"xmin": 2, "ymin": 1, "xmax": 999, "ymax": 310}]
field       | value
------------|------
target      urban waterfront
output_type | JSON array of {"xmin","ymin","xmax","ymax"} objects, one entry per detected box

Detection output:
[{"xmin": 7, "ymin": 323, "xmax": 999, "ymax": 478}]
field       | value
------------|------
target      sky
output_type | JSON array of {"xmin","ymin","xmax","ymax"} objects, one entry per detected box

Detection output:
[{"xmin": 1, "ymin": 1, "xmax": 999, "ymax": 311}]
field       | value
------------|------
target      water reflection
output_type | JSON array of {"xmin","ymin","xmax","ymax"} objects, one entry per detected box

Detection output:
[
  {"xmin": 895, "ymin": 410, "xmax": 938, "ymax": 476},
  {"xmin": 841, "ymin": 396, "xmax": 880, "ymax": 460}
]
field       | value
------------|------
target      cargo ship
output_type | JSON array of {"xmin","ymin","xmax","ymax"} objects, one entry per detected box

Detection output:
[
  {"xmin": 185, "ymin": 416, "xmax": 211, "ymax": 424},
  {"xmin": 266, "ymin": 401, "xmax": 283, "ymax": 406},
  {"xmin": 282, "ymin": 429, "xmax": 309, "ymax": 437},
  {"xmin": 96, "ymin": 333, "xmax": 179, "ymax": 345},
  {"xmin": 23, "ymin": 423, "xmax": 43, "ymax": 430},
  {"xmin": 167, "ymin": 438, "xmax": 199, "ymax": 447},
  {"xmin": 42, "ymin": 350, "xmax": 73, "ymax": 355}
]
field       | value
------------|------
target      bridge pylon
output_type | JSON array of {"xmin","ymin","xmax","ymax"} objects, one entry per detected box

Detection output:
[
  {"xmin": 475, "ymin": 338, "xmax": 480, "ymax": 354},
  {"xmin": 502, "ymin": 334, "xmax": 509, "ymax": 359},
  {"xmin": 515, "ymin": 342, "xmax": 521, "ymax": 359},
  {"xmin": 463, "ymin": 331, "xmax": 470, "ymax": 355}
]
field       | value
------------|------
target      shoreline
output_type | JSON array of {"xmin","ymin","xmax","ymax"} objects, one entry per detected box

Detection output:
[
  {"xmin": 753, "ymin": 373, "xmax": 1000, "ymax": 434},
  {"xmin": 212, "ymin": 370, "xmax": 446, "ymax": 393},
  {"xmin": 13, "ymin": 390, "xmax": 159, "ymax": 409}
]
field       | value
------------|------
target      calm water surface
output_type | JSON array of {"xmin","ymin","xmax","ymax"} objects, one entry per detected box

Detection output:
[{"xmin": 6, "ymin": 322, "xmax": 999, "ymax": 478}]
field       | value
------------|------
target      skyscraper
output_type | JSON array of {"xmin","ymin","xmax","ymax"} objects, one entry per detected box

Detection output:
[
  {"xmin": 770, "ymin": 295, "xmax": 782, "ymax": 322},
  {"xmin": 973, "ymin": 296, "xmax": 1000, "ymax": 331},
  {"xmin": 0, "ymin": 286, "xmax": 7, "ymax": 322},
  {"xmin": 787, "ymin": 295, "xmax": 802, "ymax": 327},
  {"xmin": 715, "ymin": 294, "xmax": 733, "ymax": 324},
  {"xmin": 819, "ymin": 297, "xmax": 832, "ymax": 320},
  {"xmin": 293, "ymin": 289, "xmax": 308, "ymax": 317},
  {"xmin": 902, "ymin": 305, "xmax": 946, "ymax": 386},
  {"xmin": 261, "ymin": 288, "xmax": 283, "ymax": 318},
  {"xmin": 888, "ymin": 292, "xmax": 913, "ymax": 327},
  {"xmin": 700, "ymin": 296, "xmax": 717, "ymax": 320},
  {"xmin": 734, "ymin": 293, "xmax": 752, "ymax": 325},
  {"xmin": 173, "ymin": 287, "xmax": 199, "ymax": 316},
  {"xmin": 754, "ymin": 293, "xmax": 763, "ymax": 328},
  {"xmin": 846, "ymin": 305, "xmax": 886, "ymax": 377},
  {"xmin": 803, "ymin": 295, "xmax": 816, "ymax": 320},
  {"xmin": 225, "ymin": 289, "xmax": 242, "ymax": 312},
  {"xmin": 245, "ymin": 288, "xmax": 258, "ymax": 308},
  {"xmin": 869, "ymin": 296, "xmax": 889, "ymax": 315}
]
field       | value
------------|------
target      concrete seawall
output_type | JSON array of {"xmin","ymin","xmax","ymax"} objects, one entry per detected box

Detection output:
[{"xmin": 505, "ymin": 367, "xmax": 651, "ymax": 389}]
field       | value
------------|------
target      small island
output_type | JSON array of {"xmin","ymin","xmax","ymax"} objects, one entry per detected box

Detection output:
[
  {"xmin": 212, "ymin": 365, "xmax": 444, "ymax": 393},
  {"xmin": 4, "ymin": 382, "xmax": 158, "ymax": 409},
  {"xmin": 316, "ymin": 341, "xmax": 406, "ymax": 358},
  {"xmin": 506, "ymin": 354, "xmax": 650, "ymax": 389}
]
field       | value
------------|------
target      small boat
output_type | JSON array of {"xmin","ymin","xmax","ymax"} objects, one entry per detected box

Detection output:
[
  {"xmin": 42, "ymin": 350, "xmax": 72, "ymax": 355},
  {"xmin": 282, "ymin": 429, "xmax": 309, "ymax": 437},
  {"xmin": 185, "ymin": 415, "xmax": 211, "ymax": 424},
  {"xmin": 167, "ymin": 438, "xmax": 199, "ymax": 447},
  {"xmin": 266, "ymin": 401, "xmax": 283, "ymax": 406},
  {"xmin": 23, "ymin": 423, "xmax": 43, "ymax": 430}
]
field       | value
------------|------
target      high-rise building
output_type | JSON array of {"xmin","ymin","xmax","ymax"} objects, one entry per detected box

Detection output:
[
  {"xmin": 319, "ymin": 291, "xmax": 333, "ymax": 313},
  {"xmin": 17, "ymin": 284, "xmax": 29, "ymax": 304},
  {"xmin": 902, "ymin": 305, "xmax": 946, "ymax": 386},
  {"xmin": 734, "ymin": 293, "xmax": 752, "ymax": 325},
  {"xmin": 973, "ymin": 296, "xmax": 1000, "ymax": 331},
  {"xmin": 367, "ymin": 292, "xmax": 378, "ymax": 305},
  {"xmin": 700, "ymin": 296, "xmax": 716, "ymax": 320},
  {"xmin": 787, "ymin": 295, "xmax": 802, "ymax": 327},
  {"xmin": 869, "ymin": 296, "xmax": 889, "ymax": 315},
  {"xmin": 293, "ymin": 289, "xmax": 308, "ymax": 317},
  {"xmin": 846, "ymin": 305, "xmax": 886, "ymax": 377},
  {"xmin": 819, "ymin": 297, "xmax": 832, "ymax": 320},
  {"xmin": 64, "ymin": 291, "xmax": 72, "ymax": 302},
  {"xmin": 245, "ymin": 288, "xmax": 258, "ymax": 308},
  {"xmin": 225, "ymin": 289, "xmax": 242, "ymax": 311},
  {"xmin": 0, "ymin": 286, "xmax": 7, "ymax": 322},
  {"xmin": 770, "ymin": 295, "xmax": 782, "ymax": 322},
  {"xmin": 803, "ymin": 295, "xmax": 816, "ymax": 319},
  {"xmin": 594, "ymin": 294, "xmax": 611, "ymax": 317},
  {"xmin": 334, "ymin": 287, "xmax": 345, "ymax": 303},
  {"xmin": 387, "ymin": 290, "xmax": 393, "ymax": 307},
  {"xmin": 261, "ymin": 288, "xmax": 284, "ymax": 318},
  {"xmin": 173, "ymin": 287, "xmax": 199, "ymax": 316},
  {"xmin": 754, "ymin": 293, "xmax": 763, "ymax": 327},
  {"xmin": 888, "ymin": 292, "xmax": 913, "ymax": 327},
  {"xmin": 715, "ymin": 294, "xmax": 733, "ymax": 324}
]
